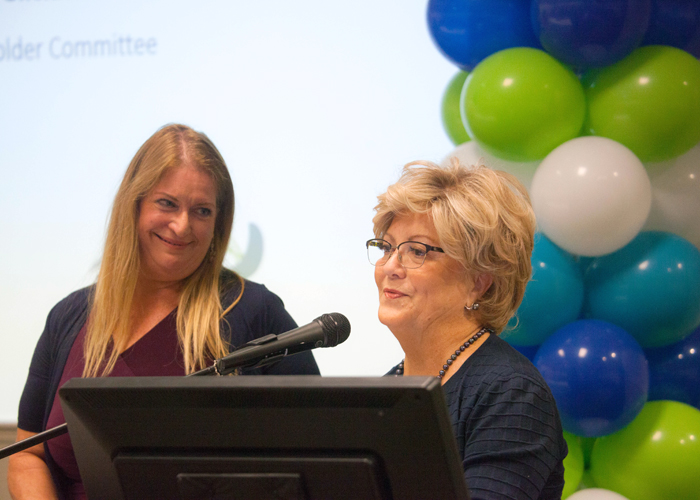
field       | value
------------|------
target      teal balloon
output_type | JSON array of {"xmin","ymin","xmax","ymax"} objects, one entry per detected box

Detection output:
[
  {"xmin": 585, "ymin": 231, "xmax": 700, "ymax": 348},
  {"xmin": 441, "ymin": 70, "xmax": 471, "ymax": 145},
  {"xmin": 503, "ymin": 234, "xmax": 583, "ymax": 346}
]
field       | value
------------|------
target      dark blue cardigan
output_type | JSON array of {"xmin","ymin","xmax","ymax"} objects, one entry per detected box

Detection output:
[{"xmin": 17, "ymin": 271, "xmax": 319, "ymax": 497}]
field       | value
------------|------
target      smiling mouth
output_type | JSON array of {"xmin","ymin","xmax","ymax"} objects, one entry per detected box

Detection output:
[
  {"xmin": 155, "ymin": 233, "xmax": 190, "ymax": 247},
  {"xmin": 384, "ymin": 289, "xmax": 406, "ymax": 299}
]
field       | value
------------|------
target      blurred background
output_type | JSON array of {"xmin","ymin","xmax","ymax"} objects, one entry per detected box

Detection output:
[
  {"xmin": 2, "ymin": 1, "xmax": 700, "ymax": 498},
  {"xmin": 0, "ymin": 0, "xmax": 455, "ymax": 424}
]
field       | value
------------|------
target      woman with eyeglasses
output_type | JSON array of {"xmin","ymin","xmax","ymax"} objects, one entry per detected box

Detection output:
[{"xmin": 367, "ymin": 160, "xmax": 567, "ymax": 499}]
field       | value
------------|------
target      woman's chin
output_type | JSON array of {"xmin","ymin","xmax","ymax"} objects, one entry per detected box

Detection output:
[{"xmin": 377, "ymin": 309, "xmax": 410, "ymax": 333}]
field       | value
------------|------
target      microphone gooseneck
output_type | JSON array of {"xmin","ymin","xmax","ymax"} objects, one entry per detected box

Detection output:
[
  {"xmin": 189, "ymin": 312, "xmax": 351, "ymax": 377},
  {"xmin": 1, "ymin": 312, "xmax": 352, "ymax": 459}
]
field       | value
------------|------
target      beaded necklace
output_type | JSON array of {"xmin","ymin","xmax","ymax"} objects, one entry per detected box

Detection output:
[{"xmin": 394, "ymin": 326, "xmax": 492, "ymax": 379}]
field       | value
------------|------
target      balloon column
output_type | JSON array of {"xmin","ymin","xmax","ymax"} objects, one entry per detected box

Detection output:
[{"xmin": 428, "ymin": 0, "xmax": 700, "ymax": 498}]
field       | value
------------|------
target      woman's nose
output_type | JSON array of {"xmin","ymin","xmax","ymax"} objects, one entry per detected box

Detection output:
[
  {"xmin": 170, "ymin": 210, "xmax": 190, "ymax": 235},
  {"xmin": 383, "ymin": 249, "xmax": 405, "ymax": 276}
]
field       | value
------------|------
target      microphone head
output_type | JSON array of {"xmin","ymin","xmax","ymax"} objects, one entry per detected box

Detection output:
[{"xmin": 317, "ymin": 313, "xmax": 351, "ymax": 347}]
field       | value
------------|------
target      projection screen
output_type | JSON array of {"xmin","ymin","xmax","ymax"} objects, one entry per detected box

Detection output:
[{"xmin": 0, "ymin": 0, "xmax": 455, "ymax": 423}]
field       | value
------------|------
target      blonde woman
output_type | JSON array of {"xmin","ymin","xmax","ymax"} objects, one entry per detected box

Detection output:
[
  {"xmin": 368, "ymin": 161, "xmax": 566, "ymax": 499},
  {"xmin": 9, "ymin": 124, "xmax": 319, "ymax": 499}
]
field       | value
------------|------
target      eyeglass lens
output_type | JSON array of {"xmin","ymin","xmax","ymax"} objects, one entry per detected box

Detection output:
[{"xmin": 367, "ymin": 240, "xmax": 428, "ymax": 269}]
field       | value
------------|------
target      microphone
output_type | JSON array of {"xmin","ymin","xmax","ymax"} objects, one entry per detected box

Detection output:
[
  {"xmin": 212, "ymin": 312, "xmax": 350, "ymax": 375},
  {"xmin": 1, "ymin": 314, "xmax": 349, "ymax": 459}
]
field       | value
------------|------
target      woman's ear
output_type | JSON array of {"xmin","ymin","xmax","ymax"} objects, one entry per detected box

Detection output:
[{"xmin": 473, "ymin": 273, "xmax": 493, "ymax": 299}]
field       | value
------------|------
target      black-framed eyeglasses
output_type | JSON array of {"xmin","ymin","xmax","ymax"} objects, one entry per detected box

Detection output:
[{"xmin": 366, "ymin": 238, "xmax": 445, "ymax": 269}]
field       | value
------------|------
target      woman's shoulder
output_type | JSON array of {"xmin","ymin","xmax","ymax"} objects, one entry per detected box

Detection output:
[
  {"xmin": 452, "ymin": 335, "xmax": 567, "ymax": 499},
  {"xmin": 447, "ymin": 334, "xmax": 566, "ymax": 442},
  {"xmin": 35, "ymin": 286, "xmax": 93, "ymax": 349},
  {"xmin": 47, "ymin": 286, "xmax": 93, "ymax": 321},
  {"xmin": 218, "ymin": 268, "xmax": 294, "ymax": 324},
  {"xmin": 217, "ymin": 269, "xmax": 297, "ymax": 345},
  {"xmin": 477, "ymin": 334, "xmax": 539, "ymax": 371},
  {"xmin": 461, "ymin": 334, "xmax": 553, "ymax": 394},
  {"xmin": 219, "ymin": 268, "xmax": 282, "ymax": 307}
]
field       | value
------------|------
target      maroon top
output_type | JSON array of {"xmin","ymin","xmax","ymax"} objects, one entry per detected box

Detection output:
[{"xmin": 46, "ymin": 311, "xmax": 183, "ymax": 499}]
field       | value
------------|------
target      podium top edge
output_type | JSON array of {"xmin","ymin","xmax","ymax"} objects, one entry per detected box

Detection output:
[{"xmin": 60, "ymin": 375, "xmax": 441, "ymax": 391}]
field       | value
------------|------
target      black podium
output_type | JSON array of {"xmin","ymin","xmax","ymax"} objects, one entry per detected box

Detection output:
[{"xmin": 59, "ymin": 376, "xmax": 470, "ymax": 500}]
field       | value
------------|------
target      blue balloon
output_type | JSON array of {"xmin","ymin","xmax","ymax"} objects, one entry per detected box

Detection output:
[
  {"xmin": 585, "ymin": 231, "xmax": 700, "ymax": 348},
  {"xmin": 532, "ymin": 0, "xmax": 651, "ymax": 68},
  {"xmin": 642, "ymin": 0, "xmax": 700, "ymax": 58},
  {"xmin": 427, "ymin": 0, "xmax": 541, "ymax": 71},
  {"xmin": 510, "ymin": 343, "xmax": 539, "ymax": 362},
  {"xmin": 645, "ymin": 324, "xmax": 700, "ymax": 409},
  {"xmin": 502, "ymin": 234, "xmax": 583, "ymax": 346},
  {"xmin": 535, "ymin": 319, "xmax": 649, "ymax": 437}
]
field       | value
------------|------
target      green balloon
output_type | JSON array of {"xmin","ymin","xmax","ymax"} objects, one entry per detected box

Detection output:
[
  {"xmin": 590, "ymin": 400, "xmax": 700, "ymax": 500},
  {"xmin": 579, "ymin": 436, "xmax": 597, "ymax": 470},
  {"xmin": 563, "ymin": 432, "xmax": 585, "ymax": 499},
  {"xmin": 462, "ymin": 47, "xmax": 585, "ymax": 162},
  {"xmin": 578, "ymin": 470, "xmax": 597, "ymax": 490},
  {"xmin": 585, "ymin": 45, "xmax": 700, "ymax": 163},
  {"xmin": 442, "ymin": 70, "xmax": 471, "ymax": 145}
]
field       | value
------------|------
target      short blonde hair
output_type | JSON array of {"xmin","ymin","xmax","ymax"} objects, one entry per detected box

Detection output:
[{"xmin": 372, "ymin": 159, "xmax": 536, "ymax": 333}]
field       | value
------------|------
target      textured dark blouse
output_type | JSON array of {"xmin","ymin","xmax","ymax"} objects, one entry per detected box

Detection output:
[{"xmin": 442, "ymin": 334, "xmax": 567, "ymax": 500}]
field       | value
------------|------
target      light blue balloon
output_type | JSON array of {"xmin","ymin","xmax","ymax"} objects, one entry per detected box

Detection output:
[
  {"xmin": 502, "ymin": 234, "xmax": 584, "ymax": 346},
  {"xmin": 585, "ymin": 231, "xmax": 700, "ymax": 348}
]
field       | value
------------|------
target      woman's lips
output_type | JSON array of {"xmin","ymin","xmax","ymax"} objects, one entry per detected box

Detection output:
[
  {"xmin": 383, "ymin": 288, "xmax": 407, "ymax": 299},
  {"xmin": 155, "ymin": 233, "xmax": 189, "ymax": 247}
]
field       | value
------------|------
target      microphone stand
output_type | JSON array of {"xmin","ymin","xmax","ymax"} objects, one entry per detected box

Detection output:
[
  {"xmin": 0, "ymin": 348, "xmax": 259, "ymax": 460},
  {"xmin": 0, "ymin": 424, "xmax": 69, "ymax": 460},
  {"xmin": 188, "ymin": 333, "xmax": 289, "ymax": 377},
  {"xmin": 1, "ymin": 310, "xmax": 350, "ymax": 459}
]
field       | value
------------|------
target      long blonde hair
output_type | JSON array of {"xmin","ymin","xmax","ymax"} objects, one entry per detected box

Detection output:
[{"xmin": 83, "ymin": 124, "xmax": 237, "ymax": 377}]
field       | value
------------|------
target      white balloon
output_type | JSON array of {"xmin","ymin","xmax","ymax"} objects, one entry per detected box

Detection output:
[
  {"xmin": 567, "ymin": 488, "xmax": 629, "ymax": 500},
  {"xmin": 441, "ymin": 141, "xmax": 539, "ymax": 191},
  {"xmin": 531, "ymin": 136, "xmax": 651, "ymax": 257},
  {"xmin": 644, "ymin": 141, "xmax": 700, "ymax": 251}
]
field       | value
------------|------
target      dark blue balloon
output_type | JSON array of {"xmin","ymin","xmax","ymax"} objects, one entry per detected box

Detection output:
[
  {"xmin": 427, "ymin": 0, "xmax": 541, "ymax": 71},
  {"xmin": 503, "ymin": 234, "xmax": 583, "ymax": 346},
  {"xmin": 642, "ymin": 0, "xmax": 700, "ymax": 58},
  {"xmin": 645, "ymin": 325, "xmax": 700, "ymax": 409},
  {"xmin": 532, "ymin": 0, "xmax": 651, "ymax": 68},
  {"xmin": 510, "ymin": 343, "xmax": 540, "ymax": 362},
  {"xmin": 535, "ymin": 319, "xmax": 649, "ymax": 437}
]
